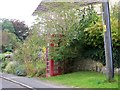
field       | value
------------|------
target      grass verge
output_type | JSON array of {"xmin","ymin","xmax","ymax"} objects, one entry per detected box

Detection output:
[{"xmin": 41, "ymin": 71, "xmax": 119, "ymax": 88}]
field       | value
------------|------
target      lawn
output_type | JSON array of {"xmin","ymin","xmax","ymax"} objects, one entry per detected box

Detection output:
[{"xmin": 41, "ymin": 71, "xmax": 119, "ymax": 88}]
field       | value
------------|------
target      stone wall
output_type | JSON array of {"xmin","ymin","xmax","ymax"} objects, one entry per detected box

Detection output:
[
  {"xmin": 74, "ymin": 59, "xmax": 103, "ymax": 72},
  {"xmin": 74, "ymin": 59, "xmax": 120, "ymax": 74}
]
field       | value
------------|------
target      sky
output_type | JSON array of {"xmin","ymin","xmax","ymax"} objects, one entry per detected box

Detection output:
[
  {"xmin": 0, "ymin": 0, "xmax": 119, "ymax": 27},
  {"xmin": 0, "ymin": 0, "xmax": 42, "ymax": 27}
]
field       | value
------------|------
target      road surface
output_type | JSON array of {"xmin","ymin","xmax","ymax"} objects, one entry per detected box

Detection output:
[
  {"xmin": 1, "ymin": 78, "xmax": 24, "ymax": 88},
  {"xmin": 0, "ymin": 73, "xmax": 69, "ymax": 89}
]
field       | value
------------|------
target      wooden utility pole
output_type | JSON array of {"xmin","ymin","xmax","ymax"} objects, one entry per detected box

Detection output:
[{"xmin": 102, "ymin": 1, "xmax": 114, "ymax": 81}]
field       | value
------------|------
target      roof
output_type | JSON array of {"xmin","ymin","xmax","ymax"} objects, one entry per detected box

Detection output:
[{"xmin": 32, "ymin": 0, "xmax": 106, "ymax": 16}]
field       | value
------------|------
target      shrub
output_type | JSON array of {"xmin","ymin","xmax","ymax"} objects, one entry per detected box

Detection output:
[
  {"xmin": 0, "ymin": 61, "xmax": 8, "ymax": 72},
  {"xmin": 36, "ymin": 68, "xmax": 46, "ymax": 77},
  {"xmin": 15, "ymin": 65, "xmax": 27, "ymax": 76},
  {"xmin": 1, "ymin": 61, "xmax": 8, "ymax": 69},
  {"xmin": 4, "ymin": 61, "xmax": 17, "ymax": 74},
  {"xmin": 14, "ymin": 29, "xmax": 46, "ymax": 77},
  {"xmin": 82, "ymin": 47, "xmax": 120, "ymax": 68},
  {"xmin": 24, "ymin": 61, "xmax": 36, "ymax": 77},
  {"xmin": 0, "ymin": 54, "xmax": 5, "ymax": 62},
  {"xmin": 2, "ymin": 30, "xmax": 21, "ymax": 53},
  {"xmin": 35, "ymin": 61, "xmax": 46, "ymax": 77}
]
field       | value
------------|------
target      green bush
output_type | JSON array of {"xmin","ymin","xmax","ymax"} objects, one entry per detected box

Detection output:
[
  {"xmin": 15, "ymin": 65, "xmax": 27, "ymax": 76},
  {"xmin": 35, "ymin": 61, "xmax": 46, "ymax": 77},
  {"xmin": 81, "ymin": 17, "xmax": 120, "ymax": 67},
  {"xmin": 112, "ymin": 47, "xmax": 120, "ymax": 68},
  {"xmin": 4, "ymin": 61, "xmax": 17, "ymax": 74},
  {"xmin": 36, "ymin": 68, "xmax": 46, "ymax": 77},
  {"xmin": 14, "ymin": 29, "xmax": 46, "ymax": 77},
  {"xmin": 0, "ymin": 61, "xmax": 8, "ymax": 72},
  {"xmin": 82, "ymin": 47, "xmax": 120, "ymax": 68},
  {"xmin": 0, "ymin": 54, "xmax": 5, "ymax": 61},
  {"xmin": 84, "ymin": 22, "xmax": 104, "ymax": 48},
  {"xmin": 2, "ymin": 30, "xmax": 21, "ymax": 53},
  {"xmin": 1, "ymin": 61, "xmax": 8, "ymax": 69}
]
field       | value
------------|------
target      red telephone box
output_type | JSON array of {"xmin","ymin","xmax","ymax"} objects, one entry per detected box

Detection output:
[{"xmin": 45, "ymin": 34, "xmax": 64, "ymax": 77}]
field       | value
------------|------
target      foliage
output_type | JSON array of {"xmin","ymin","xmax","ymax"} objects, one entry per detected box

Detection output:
[
  {"xmin": 0, "ymin": 53, "xmax": 5, "ymax": 61},
  {"xmin": 14, "ymin": 29, "xmax": 46, "ymax": 77},
  {"xmin": 15, "ymin": 64, "xmax": 27, "ymax": 76},
  {"xmin": 82, "ymin": 3, "xmax": 120, "ymax": 67},
  {"xmin": 35, "ymin": 61, "xmax": 46, "ymax": 77},
  {"xmin": 111, "ymin": 3, "xmax": 119, "ymax": 19},
  {"xmin": 112, "ymin": 47, "xmax": 120, "ymax": 68},
  {"xmin": 0, "ymin": 60, "xmax": 8, "ymax": 72},
  {"xmin": 84, "ymin": 22, "xmax": 103, "ymax": 48},
  {"xmin": 1, "ymin": 31, "xmax": 9, "ymax": 48},
  {"xmin": 0, "ymin": 19, "xmax": 23, "ymax": 52},
  {"xmin": 25, "ymin": 61, "xmax": 37, "ymax": 77},
  {"xmin": 111, "ymin": 17, "xmax": 119, "ymax": 47},
  {"xmin": 11, "ymin": 20, "xmax": 29, "ymax": 40},
  {"xmin": 14, "ymin": 29, "xmax": 45, "ymax": 62},
  {"xmin": 4, "ymin": 61, "xmax": 17, "ymax": 74},
  {"xmin": 2, "ymin": 19, "xmax": 15, "ymax": 33},
  {"xmin": 1, "ymin": 18, "xmax": 29, "ymax": 41},
  {"xmin": 37, "ymin": 2, "xmax": 99, "ymax": 62},
  {"xmin": 0, "ymin": 52, "xmax": 13, "ymax": 72},
  {"xmin": 33, "ymin": 2, "xmax": 120, "ymax": 69},
  {"xmin": 1, "ymin": 30, "xmax": 21, "ymax": 52},
  {"xmin": 82, "ymin": 16, "xmax": 119, "ymax": 67}
]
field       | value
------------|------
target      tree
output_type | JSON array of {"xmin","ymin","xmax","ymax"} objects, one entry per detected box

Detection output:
[
  {"xmin": 1, "ymin": 30, "xmax": 21, "ymax": 52},
  {"xmin": 11, "ymin": 20, "xmax": 29, "ymax": 40},
  {"xmin": 1, "ymin": 19, "xmax": 29, "ymax": 41},
  {"xmin": 2, "ymin": 19, "xmax": 15, "ymax": 33},
  {"xmin": 0, "ymin": 19, "xmax": 23, "ymax": 52}
]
